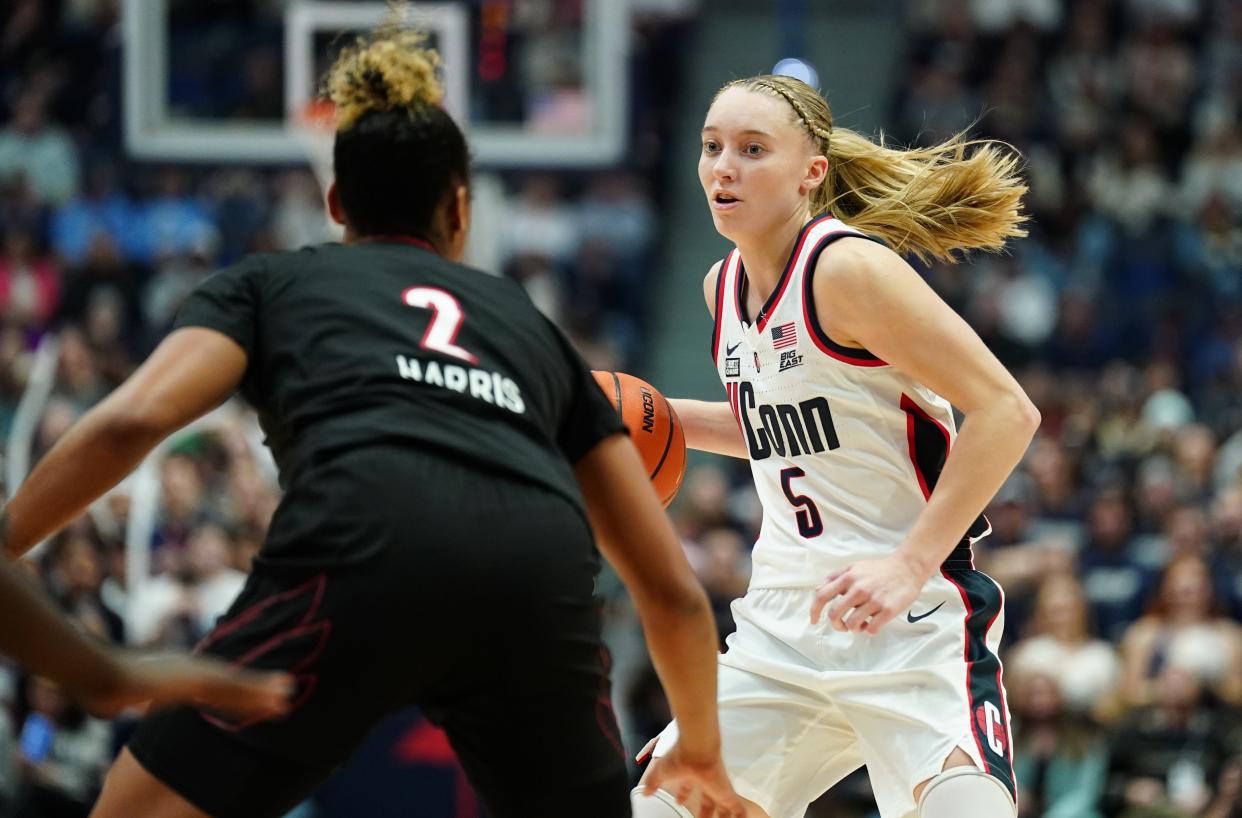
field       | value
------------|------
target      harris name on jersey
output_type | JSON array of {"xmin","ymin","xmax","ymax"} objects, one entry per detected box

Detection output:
[{"xmin": 396, "ymin": 353, "xmax": 526, "ymax": 414}]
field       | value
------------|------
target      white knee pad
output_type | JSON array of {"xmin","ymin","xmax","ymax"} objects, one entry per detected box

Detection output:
[
  {"xmin": 631, "ymin": 787, "xmax": 695, "ymax": 818},
  {"xmin": 918, "ymin": 766, "xmax": 1016, "ymax": 818}
]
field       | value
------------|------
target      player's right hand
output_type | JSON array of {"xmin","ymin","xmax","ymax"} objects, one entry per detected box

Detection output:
[
  {"xmin": 78, "ymin": 653, "xmax": 294, "ymax": 720},
  {"xmin": 641, "ymin": 742, "xmax": 747, "ymax": 818}
]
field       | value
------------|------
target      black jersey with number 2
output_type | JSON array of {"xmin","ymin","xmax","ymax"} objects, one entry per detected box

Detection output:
[{"xmin": 174, "ymin": 238, "xmax": 624, "ymax": 511}]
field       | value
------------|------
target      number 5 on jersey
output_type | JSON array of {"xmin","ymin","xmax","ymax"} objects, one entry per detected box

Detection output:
[
  {"xmin": 403, "ymin": 286, "xmax": 478, "ymax": 364},
  {"xmin": 780, "ymin": 467, "xmax": 823, "ymax": 538}
]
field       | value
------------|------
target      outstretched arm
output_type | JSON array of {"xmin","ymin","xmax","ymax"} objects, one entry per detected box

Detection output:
[
  {"xmin": 575, "ymin": 435, "xmax": 721, "ymax": 759},
  {"xmin": 0, "ymin": 553, "xmax": 290, "ymax": 719},
  {"xmin": 667, "ymin": 262, "xmax": 748, "ymax": 460},
  {"xmin": 669, "ymin": 399, "xmax": 747, "ymax": 459},
  {"xmin": 575, "ymin": 434, "xmax": 743, "ymax": 816},
  {"xmin": 810, "ymin": 239, "xmax": 1040, "ymax": 633},
  {"xmin": 3, "ymin": 327, "xmax": 246, "ymax": 559}
]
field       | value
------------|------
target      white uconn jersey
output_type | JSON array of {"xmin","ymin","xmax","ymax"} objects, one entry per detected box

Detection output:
[{"xmin": 711, "ymin": 215, "xmax": 989, "ymax": 588}]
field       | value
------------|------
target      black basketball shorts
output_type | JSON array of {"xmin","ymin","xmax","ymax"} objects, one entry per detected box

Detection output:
[{"xmin": 127, "ymin": 446, "xmax": 630, "ymax": 818}]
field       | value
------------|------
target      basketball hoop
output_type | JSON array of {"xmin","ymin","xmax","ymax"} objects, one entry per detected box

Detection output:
[
  {"xmin": 289, "ymin": 97, "xmax": 343, "ymax": 240},
  {"xmin": 292, "ymin": 97, "xmax": 337, "ymax": 195}
]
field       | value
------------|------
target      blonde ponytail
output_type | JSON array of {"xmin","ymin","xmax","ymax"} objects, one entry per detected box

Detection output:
[
  {"xmin": 719, "ymin": 75, "xmax": 1028, "ymax": 263},
  {"xmin": 326, "ymin": 25, "xmax": 443, "ymax": 131},
  {"xmin": 821, "ymin": 127, "xmax": 1027, "ymax": 263}
]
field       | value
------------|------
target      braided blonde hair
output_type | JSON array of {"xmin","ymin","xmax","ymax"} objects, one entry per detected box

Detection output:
[{"xmin": 717, "ymin": 75, "xmax": 1028, "ymax": 263}]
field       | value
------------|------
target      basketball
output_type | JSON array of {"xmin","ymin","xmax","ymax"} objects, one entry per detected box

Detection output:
[{"xmin": 592, "ymin": 371, "xmax": 687, "ymax": 507}]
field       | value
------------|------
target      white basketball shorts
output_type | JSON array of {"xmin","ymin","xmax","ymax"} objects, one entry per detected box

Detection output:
[{"xmin": 644, "ymin": 566, "xmax": 1016, "ymax": 818}]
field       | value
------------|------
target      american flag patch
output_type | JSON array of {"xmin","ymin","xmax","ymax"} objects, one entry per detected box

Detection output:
[{"xmin": 771, "ymin": 322, "xmax": 798, "ymax": 349}]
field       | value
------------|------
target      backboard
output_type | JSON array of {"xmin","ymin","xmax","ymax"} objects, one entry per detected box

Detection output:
[{"xmin": 122, "ymin": 0, "xmax": 629, "ymax": 167}]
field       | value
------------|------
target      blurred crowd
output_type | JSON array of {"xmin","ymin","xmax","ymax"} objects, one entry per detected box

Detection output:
[{"xmin": 0, "ymin": 0, "xmax": 1240, "ymax": 817}]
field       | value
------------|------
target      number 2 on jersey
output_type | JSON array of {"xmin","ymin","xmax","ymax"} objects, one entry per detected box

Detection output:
[
  {"xmin": 780, "ymin": 467, "xmax": 824, "ymax": 538},
  {"xmin": 402, "ymin": 286, "xmax": 478, "ymax": 364}
]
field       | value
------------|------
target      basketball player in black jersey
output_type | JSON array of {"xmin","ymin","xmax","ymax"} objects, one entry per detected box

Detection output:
[{"xmin": 0, "ymin": 25, "xmax": 742, "ymax": 818}]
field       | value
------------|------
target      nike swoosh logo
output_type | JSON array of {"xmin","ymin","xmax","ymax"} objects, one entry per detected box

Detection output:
[
  {"xmin": 906, "ymin": 601, "xmax": 945, "ymax": 623},
  {"xmin": 726, "ymin": 342, "xmax": 742, "ymax": 355}
]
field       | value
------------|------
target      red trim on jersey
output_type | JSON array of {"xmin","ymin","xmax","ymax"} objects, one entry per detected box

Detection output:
[
  {"xmin": 733, "ymin": 215, "xmax": 835, "ymax": 330},
  {"xmin": 756, "ymin": 215, "xmax": 836, "ymax": 332},
  {"xmin": 976, "ymin": 580, "xmax": 1014, "ymax": 787},
  {"xmin": 726, "ymin": 382, "xmax": 742, "ymax": 429},
  {"xmin": 901, "ymin": 393, "xmax": 951, "ymax": 500},
  {"xmin": 941, "ymin": 569, "xmax": 993, "ymax": 771},
  {"xmin": 991, "ymin": 577, "xmax": 1014, "ymax": 782},
  {"xmin": 710, "ymin": 251, "xmax": 735, "ymax": 362},
  {"xmin": 356, "ymin": 234, "xmax": 439, "ymax": 254},
  {"xmin": 730, "ymin": 250, "xmax": 740, "ymax": 327}
]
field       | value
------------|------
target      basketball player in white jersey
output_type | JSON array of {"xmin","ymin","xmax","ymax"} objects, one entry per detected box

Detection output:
[{"xmin": 630, "ymin": 75, "xmax": 1038, "ymax": 818}]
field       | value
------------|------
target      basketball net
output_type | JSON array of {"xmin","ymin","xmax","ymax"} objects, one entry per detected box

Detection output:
[{"xmin": 291, "ymin": 98, "xmax": 344, "ymax": 239}]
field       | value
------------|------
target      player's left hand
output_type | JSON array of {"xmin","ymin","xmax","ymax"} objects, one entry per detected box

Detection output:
[
  {"xmin": 77, "ymin": 653, "xmax": 294, "ymax": 720},
  {"xmin": 641, "ymin": 742, "xmax": 747, "ymax": 818},
  {"xmin": 810, "ymin": 554, "xmax": 924, "ymax": 635}
]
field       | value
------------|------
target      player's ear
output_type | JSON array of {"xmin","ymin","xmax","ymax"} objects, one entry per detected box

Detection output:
[
  {"xmin": 444, "ymin": 183, "xmax": 471, "ymax": 262},
  {"xmin": 326, "ymin": 181, "xmax": 347, "ymax": 227},
  {"xmin": 452, "ymin": 184, "xmax": 471, "ymax": 233},
  {"xmin": 801, "ymin": 154, "xmax": 829, "ymax": 197}
]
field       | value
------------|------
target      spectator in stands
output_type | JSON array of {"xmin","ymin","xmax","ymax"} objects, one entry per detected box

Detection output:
[
  {"xmin": 127, "ymin": 522, "xmax": 246, "ymax": 650},
  {"xmin": 1046, "ymin": 0, "xmax": 1119, "ymax": 163},
  {"xmin": 1118, "ymin": 553, "xmax": 1242, "ymax": 708},
  {"xmin": 0, "ymin": 88, "xmax": 79, "ymax": 207},
  {"xmin": 1079, "ymin": 488, "xmax": 1156, "ymax": 642},
  {"xmin": 0, "ymin": 225, "xmax": 60, "ymax": 330},
  {"xmin": 1027, "ymin": 436, "xmax": 1089, "ymax": 524},
  {"xmin": 501, "ymin": 175, "xmax": 580, "ymax": 266},
  {"xmin": 152, "ymin": 452, "xmax": 210, "ymax": 564},
  {"xmin": 271, "ymin": 169, "xmax": 335, "ymax": 252},
  {"xmin": 1009, "ymin": 670, "xmax": 1107, "ymax": 818},
  {"xmin": 141, "ymin": 251, "xmax": 210, "ymax": 343},
  {"xmin": 1170, "ymin": 424, "xmax": 1220, "ymax": 506},
  {"xmin": 0, "ymin": 0, "xmax": 58, "ymax": 82},
  {"xmin": 1103, "ymin": 665, "xmax": 1239, "ymax": 818},
  {"xmin": 980, "ymin": 472, "xmax": 1074, "ymax": 635},
  {"xmin": 0, "ymin": 699, "xmax": 17, "ymax": 814},
  {"xmin": 684, "ymin": 526, "xmax": 750, "ymax": 646},
  {"xmin": 50, "ymin": 161, "xmax": 139, "ymax": 267},
  {"xmin": 0, "ymin": 319, "xmax": 30, "ymax": 436},
  {"xmin": 202, "ymin": 169, "xmax": 269, "ymax": 265},
  {"xmin": 56, "ymin": 233, "xmax": 145, "ymax": 347},
  {"xmin": 133, "ymin": 169, "xmax": 217, "ymax": 265},
  {"xmin": 50, "ymin": 329, "xmax": 105, "ymax": 415},
  {"xmin": 576, "ymin": 173, "xmax": 656, "ymax": 276},
  {"xmin": 32, "ymin": 398, "xmax": 81, "ymax": 466},
  {"xmin": 669, "ymin": 463, "xmax": 737, "ymax": 542},
  {"xmin": 81, "ymin": 287, "xmax": 136, "ymax": 388},
  {"xmin": 43, "ymin": 526, "xmax": 123, "ymax": 645},
  {"xmin": 13, "ymin": 676, "xmax": 110, "ymax": 818},
  {"xmin": 1203, "ymin": 758, "xmax": 1242, "ymax": 818},
  {"xmin": 1211, "ymin": 486, "xmax": 1242, "ymax": 616},
  {"xmin": 1008, "ymin": 573, "xmax": 1120, "ymax": 715}
]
